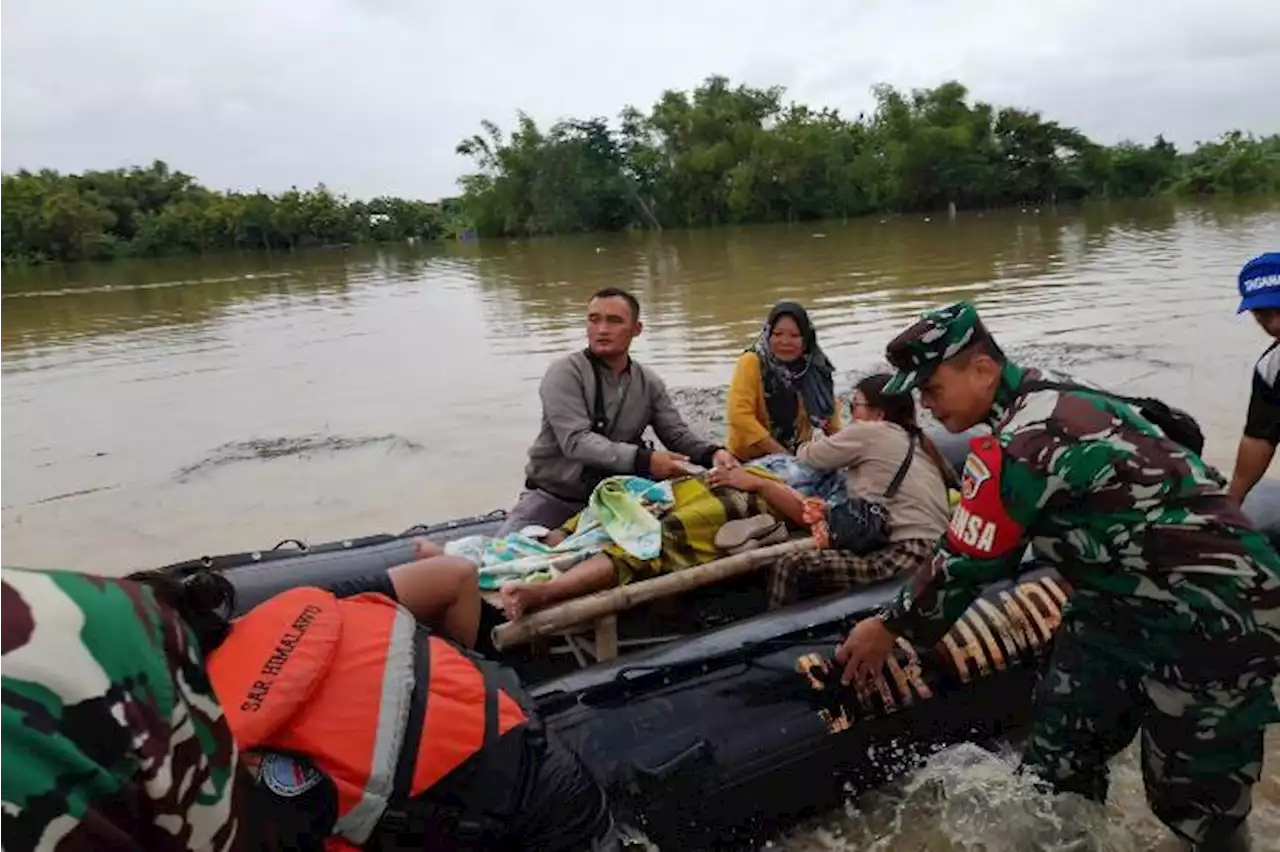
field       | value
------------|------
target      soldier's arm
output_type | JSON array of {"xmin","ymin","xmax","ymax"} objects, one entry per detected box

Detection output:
[
  {"xmin": 0, "ymin": 570, "xmax": 248, "ymax": 852},
  {"xmin": 142, "ymin": 583, "xmax": 252, "ymax": 852},
  {"xmin": 879, "ymin": 431, "xmax": 1063, "ymax": 647}
]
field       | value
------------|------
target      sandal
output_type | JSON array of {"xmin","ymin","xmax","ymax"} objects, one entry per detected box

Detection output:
[
  {"xmin": 726, "ymin": 521, "xmax": 790, "ymax": 555},
  {"xmin": 715, "ymin": 514, "xmax": 780, "ymax": 551},
  {"xmin": 756, "ymin": 523, "xmax": 790, "ymax": 547}
]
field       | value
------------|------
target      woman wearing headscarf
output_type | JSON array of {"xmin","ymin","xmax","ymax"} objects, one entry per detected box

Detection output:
[{"xmin": 726, "ymin": 301, "xmax": 840, "ymax": 460}]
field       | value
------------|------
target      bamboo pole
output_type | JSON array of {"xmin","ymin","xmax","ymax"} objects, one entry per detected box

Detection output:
[
  {"xmin": 491, "ymin": 537, "xmax": 816, "ymax": 652},
  {"xmin": 593, "ymin": 614, "xmax": 618, "ymax": 662}
]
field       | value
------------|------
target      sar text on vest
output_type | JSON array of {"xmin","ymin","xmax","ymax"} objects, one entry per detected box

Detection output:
[{"xmin": 241, "ymin": 604, "xmax": 324, "ymax": 713}]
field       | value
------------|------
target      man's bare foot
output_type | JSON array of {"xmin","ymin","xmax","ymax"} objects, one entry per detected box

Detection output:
[
  {"xmin": 412, "ymin": 538, "xmax": 443, "ymax": 560},
  {"xmin": 500, "ymin": 582, "xmax": 546, "ymax": 621}
]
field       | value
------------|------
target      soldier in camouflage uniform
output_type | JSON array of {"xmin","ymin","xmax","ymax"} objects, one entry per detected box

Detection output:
[
  {"xmin": 1, "ymin": 566, "xmax": 245, "ymax": 851},
  {"xmin": 834, "ymin": 301, "xmax": 1280, "ymax": 851}
]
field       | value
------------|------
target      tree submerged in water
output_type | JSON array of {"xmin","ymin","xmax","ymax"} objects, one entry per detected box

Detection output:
[
  {"xmin": 456, "ymin": 76, "xmax": 1280, "ymax": 238},
  {"xmin": 4, "ymin": 77, "xmax": 1277, "ymax": 263},
  {"xmin": 0, "ymin": 160, "xmax": 467, "ymax": 265}
]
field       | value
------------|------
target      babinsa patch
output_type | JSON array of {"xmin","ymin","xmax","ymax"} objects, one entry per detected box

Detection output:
[
  {"xmin": 947, "ymin": 438, "xmax": 1026, "ymax": 559},
  {"xmin": 961, "ymin": 452, "xmax": 992, "ymax": 501},
  {"xmin": 260, "ymin": 752, "xmax": 323, "ymax": 797}
]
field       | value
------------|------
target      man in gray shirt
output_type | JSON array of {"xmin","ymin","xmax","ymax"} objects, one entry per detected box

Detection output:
[{"xmin": 497, "ymin": 287, "xmax": 738, "ymax": 536}]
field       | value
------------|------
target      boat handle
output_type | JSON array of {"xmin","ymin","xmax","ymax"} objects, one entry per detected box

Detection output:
[{"xmin": 631, "ymin": 739, "xmax": 712, "ymax": 783}]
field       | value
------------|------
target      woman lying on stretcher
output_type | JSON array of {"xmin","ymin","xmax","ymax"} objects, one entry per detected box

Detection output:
[{"xmin": 498, "ymin": 467, "xmax": 823, "ymax": 619}]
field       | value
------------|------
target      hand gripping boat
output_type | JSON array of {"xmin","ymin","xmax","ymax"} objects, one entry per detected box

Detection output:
[{"xmin": 155, "ymin": 430, "xmax": 1280, "ymax": 849}]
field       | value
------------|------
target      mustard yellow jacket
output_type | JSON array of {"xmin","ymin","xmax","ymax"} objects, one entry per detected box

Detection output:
[{"xmin": 725, "ymin": 351, "xmax": 842, "ymax": 460}]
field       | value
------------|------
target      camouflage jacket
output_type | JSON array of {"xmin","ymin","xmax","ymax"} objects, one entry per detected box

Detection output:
[
  {"xmin": 1, "ymin": 567, "xmax": 243, "ymax": 851},
  {"xmin": 881, "ymin": 362, "xmax": 1280, "ymax": 682}
]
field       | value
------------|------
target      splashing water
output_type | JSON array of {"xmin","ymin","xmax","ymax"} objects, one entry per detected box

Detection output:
[{"xmin": 773, "ymin": 741, "xmax": 1154, "ymax": 852}]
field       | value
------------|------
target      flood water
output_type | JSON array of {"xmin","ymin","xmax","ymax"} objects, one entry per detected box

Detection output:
[{"xmin": 4, "ymin": 197, "xmax": 1280, "ymax": 849}]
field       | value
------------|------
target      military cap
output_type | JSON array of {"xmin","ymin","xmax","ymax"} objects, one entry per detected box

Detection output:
[{"xmin": 883, "ymin": 300, "xmax": 999, "ymax": 395}]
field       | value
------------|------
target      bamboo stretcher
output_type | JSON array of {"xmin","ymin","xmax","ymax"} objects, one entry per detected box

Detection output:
[{"xmin": 487, "ymin": 536, "xmax": 816, "ymax": 661}]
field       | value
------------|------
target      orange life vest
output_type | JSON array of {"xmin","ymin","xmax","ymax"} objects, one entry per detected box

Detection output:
[{"xmin": 207, "ymin": 586, "xmax": 528, "ymax": 846}]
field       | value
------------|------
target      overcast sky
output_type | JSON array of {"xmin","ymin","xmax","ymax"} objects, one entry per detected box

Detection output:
[{"xmin": 4, "ymin": 0, "xmax": 1278, "ymax": 201}]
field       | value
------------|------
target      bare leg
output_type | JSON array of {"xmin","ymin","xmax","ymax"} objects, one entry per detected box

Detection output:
[
  {"xmin": 500, "ymin": 554, "xmax": 617, "ymax": 620},
  {"xmin": 387, "ymin": 556, "xmax": 481, "ymax": 649}
]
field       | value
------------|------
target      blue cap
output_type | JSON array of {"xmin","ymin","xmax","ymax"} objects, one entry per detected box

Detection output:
[{"xmin": 1237, "ymin": 252, "xmax": 1280, "ymax": 313}]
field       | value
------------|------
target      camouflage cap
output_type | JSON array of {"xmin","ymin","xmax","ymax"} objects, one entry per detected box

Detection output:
[{"xmin": 883, "ymin": 300, "xmax": 994, "ymax": 395}]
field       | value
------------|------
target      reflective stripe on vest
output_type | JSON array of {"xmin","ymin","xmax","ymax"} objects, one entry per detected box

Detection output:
[
  {"xmin": 210, "ymin": 588, "xmax": 531, "ymax": 845},
  {"xmin": 332, "ymin": 604, "xmax": 416, "ymax": 844}
]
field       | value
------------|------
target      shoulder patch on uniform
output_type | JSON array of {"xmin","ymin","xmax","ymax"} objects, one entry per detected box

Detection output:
[
  {"xmin": 946, "ymin": 437, "xmax": 1026, "ymax": 559},
  {"xmin": 960, "ymin": 452, "xmax": 992, "ymax": 501},
  {"xmin": 260, "ymin": 752, "xmax": 323, "ymax": 798}
]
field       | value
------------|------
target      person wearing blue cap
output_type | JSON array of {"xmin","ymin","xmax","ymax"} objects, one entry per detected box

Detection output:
[{"xmin": 1229, "ymin": 252, "xmax": 1280, "ymax": 505}]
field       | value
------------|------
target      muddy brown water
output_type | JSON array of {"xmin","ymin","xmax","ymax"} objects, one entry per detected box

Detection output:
[{"xmin": 4, "ymin": 198, "xmax": 1279, "ymax": 849}]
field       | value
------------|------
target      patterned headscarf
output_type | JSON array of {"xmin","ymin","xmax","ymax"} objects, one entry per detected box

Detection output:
[{"xmin": 752, "ymin": 301, "xmax": 836, "ymax": 452}]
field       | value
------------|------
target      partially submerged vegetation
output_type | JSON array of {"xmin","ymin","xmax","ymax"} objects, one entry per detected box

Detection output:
[
  {"xmin": 456, "ymin": 77, "xmax": 1280, "ymax": 237},
  {"xmin": 4, "ymin": 76, "xmax": 1277, "ymax": 263},
  {"xmin": 1, "ymin": 161, "xmax": 467, "ymax": 264}
]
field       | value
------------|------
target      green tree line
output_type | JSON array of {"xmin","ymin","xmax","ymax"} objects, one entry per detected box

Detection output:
[
  {"xmin": 6, "ymin": 77, "xmax": 1277, "ymax": 262},
  {"xmin": 457, "ymin": 77, "xmax": 1280, "ymax": 237},
  {"xmin": 1, "ymin": 160, "xmax": 464, "ymax": 264}
]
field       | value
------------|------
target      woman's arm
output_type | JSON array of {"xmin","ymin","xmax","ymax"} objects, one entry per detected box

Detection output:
[
  {"xmin": 796, "ymin": 423, "xmax": 863, "ymax": 471},
  {"xmin": 823, "ymin": 400, "xmax": 843, "ymax": 435},
  {"xmin": 727, "ymin": 353, "xmax": 787, "ymax": 458},
  {"xmin": 706, "ymin": 467, "xmax": 807, "ymax": 527},
  {"xmin": 752, "ymin": 477, "xmax": 807, "ymax": 526}
]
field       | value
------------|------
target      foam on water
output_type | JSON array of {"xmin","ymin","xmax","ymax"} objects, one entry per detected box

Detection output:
[
  {"xmin": 764, "ymin": 720, "xmax": 1280, "ymax": 851},
  {"xmin": 774, "ymin": 742, "xmax": 1132, "ymax": 851}
]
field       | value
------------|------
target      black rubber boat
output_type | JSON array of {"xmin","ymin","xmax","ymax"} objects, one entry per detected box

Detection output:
[{"xmin": 155, "ymin": 433, "xmax": 1280, "ymax": 849}]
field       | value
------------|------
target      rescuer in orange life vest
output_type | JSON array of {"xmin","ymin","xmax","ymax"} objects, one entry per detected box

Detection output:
[{"xmin": 129, "ymin": 545, "xmax": 620, "ymax": 852}]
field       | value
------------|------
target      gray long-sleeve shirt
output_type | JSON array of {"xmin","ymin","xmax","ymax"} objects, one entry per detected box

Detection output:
[{"xmin": 522, "ymin": 350, "xmax": 722, "ymax": 502}]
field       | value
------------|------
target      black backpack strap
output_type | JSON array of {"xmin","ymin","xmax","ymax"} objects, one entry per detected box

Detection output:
[
  {"xmin": 1021, "ymin": 378, "xmax": 1150, "ymax": 410},
  {"xmin": 388, "ymin": 625, "xmax": 431, "ymax": 811},
  {"xmin": 584, "ymin": 349, "xmax": 609, "ymax": 435},
  {"xmin": 376, "ymin": 634, "xmax": 526, "ymax": 850},
  {"xmin": 1017, "ymin": 377, "xmax": 1205, "ymax": 456},
  {"xmin": 884, "ymin": 434, "xmax": 918, "ymax": 500}
]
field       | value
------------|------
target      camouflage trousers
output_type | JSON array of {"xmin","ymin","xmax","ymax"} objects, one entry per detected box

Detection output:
[{"xmin": 1020, "ymin": 620, "xmax": 1276, "ymax": 849}]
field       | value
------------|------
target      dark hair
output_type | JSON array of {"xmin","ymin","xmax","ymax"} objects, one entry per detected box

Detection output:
[
  {"xmin": 128, "ymin": 569, "xmax": 237, "ymax": 656},
  {"xmin": 856, "ymin": 373, "xmax": 920, "ymax": 430},
  {"xmin": 854, "ymin": 373, "xmax": 959, "ymax": 490},
  {"xmin": 589, "ymin": 287, "xmax": 641, "ymax": 322}
]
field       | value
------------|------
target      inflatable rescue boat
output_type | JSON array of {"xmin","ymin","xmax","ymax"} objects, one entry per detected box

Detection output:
[{"xmin": 155, "ymin": 430, "xmax": 1280, "ymax": 848}]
